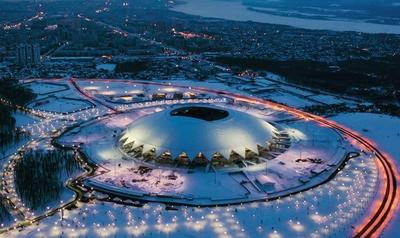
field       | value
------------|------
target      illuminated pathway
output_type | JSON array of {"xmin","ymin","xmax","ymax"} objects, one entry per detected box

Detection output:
[
  {"xmin": 73, "ymin": 78, "xmax": 399, "ymax": 238},
  {"xmin": 0, "ymin": 78, "xmax": 397, "ymax": 237}
]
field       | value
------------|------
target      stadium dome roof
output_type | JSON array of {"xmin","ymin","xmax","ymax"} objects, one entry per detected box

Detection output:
[{"xmin": 119, "ymin": 105, "xmax": 278, "ymax": 160}]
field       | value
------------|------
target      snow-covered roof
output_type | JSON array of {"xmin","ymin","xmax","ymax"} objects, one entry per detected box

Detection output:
[{"xmin": 119, "ymin": 105, "xmax": 277, "ymax": 160}]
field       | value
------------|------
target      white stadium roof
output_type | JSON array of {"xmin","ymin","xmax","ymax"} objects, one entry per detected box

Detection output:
[{"xmin": 119, "ymin": 105, "xmax": 278, "ymax": 160}]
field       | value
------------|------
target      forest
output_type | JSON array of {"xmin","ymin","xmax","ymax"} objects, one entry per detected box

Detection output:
[
  {"xmin": 15, "ymin": 149, "xmax": 81, "ymax": 210},
  {"xmin": 213, "ymin": 55, "xmax": 400, "ymax": 102},
  {"xmin": 0, "ymin": 77, "xmax": 35, "ymax": 150}
]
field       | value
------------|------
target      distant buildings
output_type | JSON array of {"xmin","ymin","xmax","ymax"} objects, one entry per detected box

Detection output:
[{"xmin": 16, "ymin": 43, "xmax": 41, "ymax": 66}]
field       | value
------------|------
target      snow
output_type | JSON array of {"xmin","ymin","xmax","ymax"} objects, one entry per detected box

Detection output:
[
  {"xmin": 96, "ymin": 64, "xmax": 116, "ymax": 72},
  {"xmin": 13, "ymin": 112, "xmax": 38, "ymax": 127},
  {"xmin": 278, "ymin": 85, "xmax": 315, "ymax": 97},
  {"xmin": 24, "ymin": 81, "xmax": 69, "ymax": 95},
  {"xmin": 57, "ymin": 100, "xmax": 352, "ymax": 207},
  {"xmin": 263, "ymin": 92, "xmax": 317, "ymax": 108},
  {"xmin": 3, "ymin": 79, "xmax": 395, "ymax": 238},
  {"xmin": 308, "ymin": 95, "xmax": 344, "ymax": 105},
  {"xmin": 8, "ymin": 154, "xmax": 378, "ymax": 238},
  {"xmin": 331, "ymin": 113, "xmax": 400, "ymax": 238},
  {"xmin": 27, "ymin": 97, "xmax": 93, "ymax": 114}
]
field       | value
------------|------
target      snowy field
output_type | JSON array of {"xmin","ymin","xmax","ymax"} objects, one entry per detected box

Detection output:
[
  {"xmin": 307, "ymin": 95, "xmax": 343, "ymax": 105},
  {"xmin": 96, "ymin": 64, "xmax": 116, "ymax": 72},
  {"xmin": 263, "ymin": 92, "xmax": 317, "ymax": 108},
  {"xmin": 27, "ymin": 97, "xmax": 93, "ymax": 114},
  {"xmin": 13, "ymin": 112, "xmax": 38, "ymax": 127},
  {"xmin": 24, "ymin": 81, "xmax": 69, "ymax": 95}
]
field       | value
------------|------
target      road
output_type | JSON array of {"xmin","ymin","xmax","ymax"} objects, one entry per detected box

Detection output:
[{"xmin": 69, "ymin": 77, "xmax": 120, "ymax": 113}]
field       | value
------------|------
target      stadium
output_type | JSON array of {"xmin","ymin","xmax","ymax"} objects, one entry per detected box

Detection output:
[
  {"xmin": 119, "ymin": 105, "xmax": 290, "ymax": 170},
  {"xmin": 50, "ymin": 82, "xmax": 354, "ymax": 205}
]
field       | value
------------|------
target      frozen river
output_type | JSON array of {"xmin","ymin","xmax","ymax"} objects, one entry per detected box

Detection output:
[{"xmin": 172, "ymin": 0, "xmax": 400, "ymax": 34}]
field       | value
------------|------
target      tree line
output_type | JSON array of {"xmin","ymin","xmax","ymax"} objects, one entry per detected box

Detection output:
[
  {"xmin": 0, "ymin": 77, "xmax": 35, "ymax": 150},
  {"xmin": 212, "ymin": 55, "xmax": 400, "ymax": 103},
  {"xmin": 15, "ymin": 149, "xmax": 80, "ymax": 210}
]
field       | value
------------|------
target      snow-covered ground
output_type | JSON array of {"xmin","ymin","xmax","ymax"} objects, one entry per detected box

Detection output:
[
  {"xmin": 27, "ymin": 97, "xmax": 93, "ymax": 114},
  {"xmin": 96, "ymin": 64, "xmax": 116, "ymax": 72},
  {"xmin": 55, "ymin": 92, "xmax": 355, "ymax": 207},
  {"xmin": 331, "ymin": 113, "xmax": 400, "ymax": 238},
  {"xmin": 13, "ymin": 112, "xmax": 38, "ymax": 127},
  {"xmin": 264, "ymin": 92, "xmax": 316, "ymax": 108},
  {"xmin": 307, "ymin": 95, "xmax": 343, "ymax": 105},
  {"xmin": 1, "ymin": 79, "xmax": 397, "ymax": 238},
  {"xmin": 7, "ymin": 153, "xmax": 378, "ymax": 237},
  {"xmin": 24, "ymin": 82, "xmax": 68, "ymax": 95}
]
